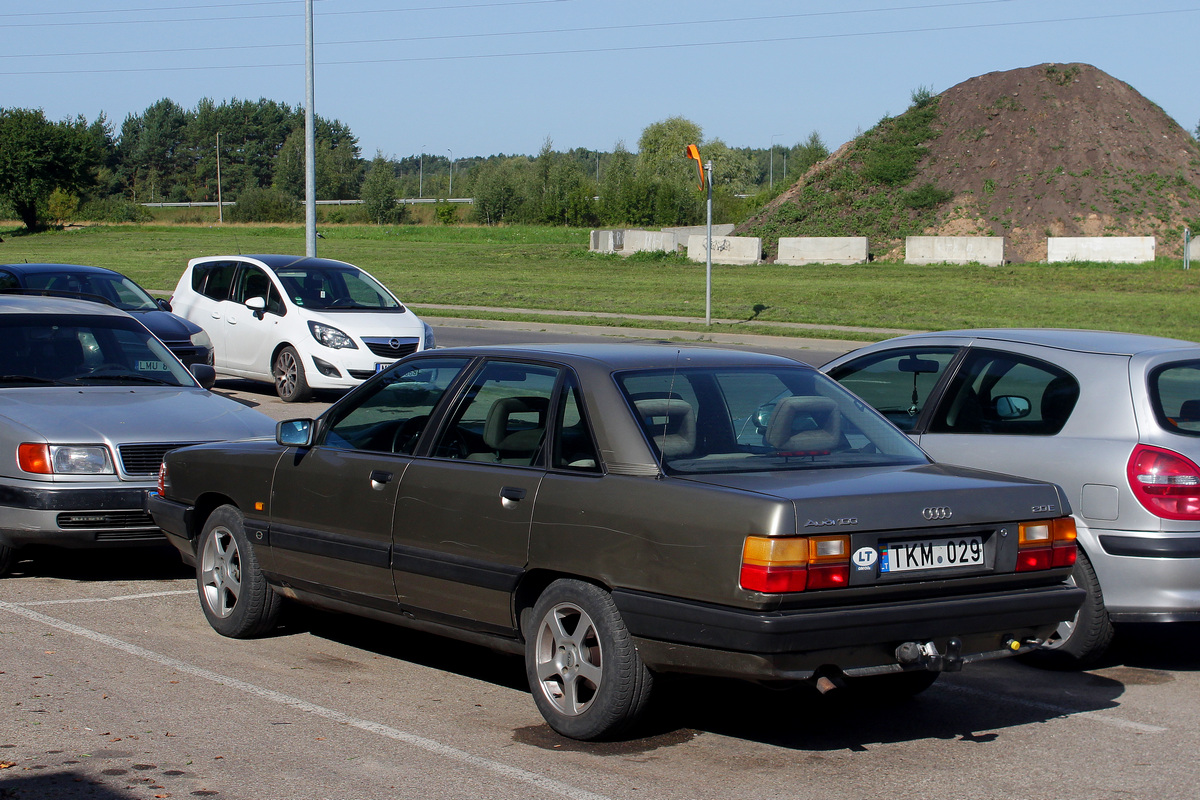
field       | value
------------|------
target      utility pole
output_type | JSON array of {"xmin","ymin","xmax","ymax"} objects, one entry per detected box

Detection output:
[
  {"xmin": 446, "ymin": 148, "xmax": 454, "ymax": 197},
  {"xmin": 304, "ymin": 0, "xmax": 317, "ymax": 257},
  {"xmin": 215, "ymin": 132, "xmax": 223, "ymax": 223}
]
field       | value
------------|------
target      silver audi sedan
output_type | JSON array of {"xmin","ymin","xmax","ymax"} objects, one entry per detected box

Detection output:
[
  {"xmin": 823, "ymin": 328, "xmax": 1200, "ymax": 666},
  {"xmin": 0, "ymin": 295, "xmax": 275, "ymax": 576}
]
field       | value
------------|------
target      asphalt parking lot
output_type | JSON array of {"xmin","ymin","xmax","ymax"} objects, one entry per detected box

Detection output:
[
  {"xmin": 4, "ymin": 321, "xmax": 1199, "ymax": 799},
  {"xmin": 3, "ymin": 550, "xmax": 1200, "ymax": 800}
]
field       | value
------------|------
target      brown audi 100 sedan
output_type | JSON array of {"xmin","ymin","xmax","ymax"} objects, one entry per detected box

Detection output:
[{"xmin": 149, "ymin": 344, "xmax": 1083, "ymax": 740}]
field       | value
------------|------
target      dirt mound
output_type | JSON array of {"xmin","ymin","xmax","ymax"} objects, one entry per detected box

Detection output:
[{"xmin": 743, "ymin": 63, "xmax": 1200, "ymax": 262}]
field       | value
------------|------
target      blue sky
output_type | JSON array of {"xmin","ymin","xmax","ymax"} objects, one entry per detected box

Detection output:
[{"xmin": 7, "ymin": 1, "xmax": 1200, "ymax": 160}]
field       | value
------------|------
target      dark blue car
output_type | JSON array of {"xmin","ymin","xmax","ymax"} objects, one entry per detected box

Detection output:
[{"xmin": 0, "ymin": 263, "xmax": 213, "ymax": 368}]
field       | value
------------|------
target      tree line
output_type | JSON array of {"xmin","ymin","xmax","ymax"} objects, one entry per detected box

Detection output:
[{"xmin": 0, "ymin": 99, "xmax": 830, "ymax": 231}]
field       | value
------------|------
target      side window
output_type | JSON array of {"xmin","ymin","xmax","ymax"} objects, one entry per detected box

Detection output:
[
  {"xmin": 0, "ymin": 270, "xmax": 18, "ymax": 290},
  {"xmin": 433, "ymin": 361, "xmax": 561, "ymax": 466},
  {"xmin": 826, "ymin": 347, "xmax": 959, "ymax": 431},
  {"xmin": 231, "ymin": 267, "xmax": 283, "ymax": 315},
  {"xmin": 194, "ymin": 261, "xmax": 236, "ymax": 301},
  {"xmin": 551, "ymin": 372, "xmax": 601, "ymax": 472},
  {"xmin": 321, "ymin": 358, "xmax": 470, "ymax": 453},
  {"xmin": 929, "ymin": 349, "xmax": 1079, "ymax": 435}
]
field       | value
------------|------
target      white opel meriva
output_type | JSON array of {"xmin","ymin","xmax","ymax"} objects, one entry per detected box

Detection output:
[{"xmin": 170, "ymin": 254, "xmax": 435, "ymax": 401}]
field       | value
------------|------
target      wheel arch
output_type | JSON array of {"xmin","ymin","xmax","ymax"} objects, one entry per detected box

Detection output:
[{"xmin": 514, "ymin": 568, "xmax": 613, "ymax": 641}]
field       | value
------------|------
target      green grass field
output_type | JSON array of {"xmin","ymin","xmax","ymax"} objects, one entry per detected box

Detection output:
[{"xmin": 4, "ymin": 222, "xmax": 1200, "ymax": 342}]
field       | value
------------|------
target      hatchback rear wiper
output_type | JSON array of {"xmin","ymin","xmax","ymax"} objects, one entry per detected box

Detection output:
[{"xmin": 0, "ymin": 374, "xmax": 61, "ymax": 384}]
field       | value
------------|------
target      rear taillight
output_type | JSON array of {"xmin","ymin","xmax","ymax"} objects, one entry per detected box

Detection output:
[
  {"xmin": 740, "ymin": 535, "xmax": 849, "ymax": 593},
  {"xmin": 1016, "ymin": 517, "xmax": 1077, "ymax": 572},
  {"xmin": 1127, "ymin": 444, "xmax": 1200, "ymax": 520},
  {"xmin": 158, "ymin": 462, "xmax": 167, "ymax": 496}
]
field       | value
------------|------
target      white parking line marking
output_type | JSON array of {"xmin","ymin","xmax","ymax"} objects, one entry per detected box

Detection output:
[
  {"xmin": 19, "ymin": 589, "xmax": 195, "ymax": 606},
  {"xmin": 941, "ymin": 682, "xmax": 1166, "ymax": 734},
  {"xmin": 0, "ymin": 599, "xmax": 612, "ymax": 800}
]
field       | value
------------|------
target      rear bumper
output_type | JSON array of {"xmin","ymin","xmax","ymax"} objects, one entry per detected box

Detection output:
[
  {"xmin": 1089, "ymin": 532, "xmax": 1200, "ymax": 618},
  {"xmin": 615, "ymin": 583, "xmax": 1084, "ymax": 680}
]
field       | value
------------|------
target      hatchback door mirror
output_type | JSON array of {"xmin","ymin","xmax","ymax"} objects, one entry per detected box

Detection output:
[
  {"xmin": 277, "ymin": 418, "xmax": 316, "ymax": 447},
  {"xmin": 992, "ymin": 395, "xmax": 1032, "ymax": 419},
  {"xmin": 156, "ymin": 297, "xmax": 173, "ymax": 312}
]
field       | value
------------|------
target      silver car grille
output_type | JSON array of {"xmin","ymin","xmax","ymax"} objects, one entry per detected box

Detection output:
[{"xmin": 117, "ymin": 442, "xmax": 206, "ymax": 476}]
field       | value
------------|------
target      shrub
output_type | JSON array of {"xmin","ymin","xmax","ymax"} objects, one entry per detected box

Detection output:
[
  {"xmin": 901, "ymin": 183, "xmax": 953, "ymax": 209},
  {"xmin": 435, "ymin": 202, "xmax": 458, "ymax": 225},
  {"xmin": 47, "ymin": 189, "xmax": 79, "ymax": 225},
  {"xmin": 226, "ymin": 186, "xmax": 301, "ymax": 223},
  {"xmin": 77, "ymin": 196, "xmax": 153, "ymax": 223}
]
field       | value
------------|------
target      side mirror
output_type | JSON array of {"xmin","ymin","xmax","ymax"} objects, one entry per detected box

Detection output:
[
  {"xmin": 753, "ymin": 402, "xmax": 777, "ymax": 432},
  {"xmin": 992, "ymin": 395, "xmax": 1032, "ymax": 419},
  {"xmin": 189, "ymin": 363, "xmax": 217, "ymax": 390},
  {"xmin": 277, "ymin": 418, "xmax": 316, "ymax": 447},
  {"xmin": 156, "ymin": 297, "xmax": 173, "ymax": 312}
]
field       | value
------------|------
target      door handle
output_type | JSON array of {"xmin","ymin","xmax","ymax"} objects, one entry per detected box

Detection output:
[
  {"xmin": 370, "ymin": 470, "xmax": 393, "ymax": 489},
  {"xmin": 499, "ymin": 486, "xmax": 526, "ymax": 509}
]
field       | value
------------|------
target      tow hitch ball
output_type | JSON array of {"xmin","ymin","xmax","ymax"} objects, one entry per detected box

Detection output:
[{"xmin": 895, "ymin": 637, "xmax": 963, "ymax": 672}]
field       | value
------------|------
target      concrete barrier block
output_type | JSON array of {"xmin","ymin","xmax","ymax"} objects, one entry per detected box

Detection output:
[
  {"xmin": 663, "ymin": 224, "xmax": 735, "ymax": 240},
  {"xmin": 905, "ymin": 236, "xmax": 1004, "ymax": 266},
  {"xmin": 589, "ymin": 229, "xmax": 624, "ymax": 253},
  {"xmin": 1047, "ymin": 237, "xmax": 1155, "ymax": 263},
  {"xmin": 687, "ymin": 235, "xmax": 761, "ymax": 265},
  {"xmin": 623, "ymin": 230, "xmax": 678, "ymax": 254},
  {"xmin": 777, "ymin": 237, "xmax": 869, "ymax": 265}
]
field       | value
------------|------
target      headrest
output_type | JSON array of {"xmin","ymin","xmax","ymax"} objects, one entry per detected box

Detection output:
[
  {"xmin": 765, "ymin": 396, "xmax": 840, "ymax": 452},
  {"xmin": 634, "ymin": 398, "xmax": 696, "ymax": 458}
]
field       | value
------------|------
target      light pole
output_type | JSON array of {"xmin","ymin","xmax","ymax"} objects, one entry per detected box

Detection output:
[
  {"xmin": 769, "ymin": 133, "xmax": 784, "ymax": 190},
  {"xmin": 215, "ymin": 132, "xmax": 223, "ymax": 223},
  {"xmin": 446, "ymin": 148, "xmax": 454, "ymax": 197},
  {"xmin": 418, "ymin": 145, "xmax": 425, "ymax": 198}
]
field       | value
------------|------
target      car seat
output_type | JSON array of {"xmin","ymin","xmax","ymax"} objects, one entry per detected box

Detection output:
[
  {"xmin": 764, "ymin": 396, "xmax": 841, "ymax": 453},
  {"xmin": 633, "ymin": 398, "xmax": 696, "ymax": 459}
]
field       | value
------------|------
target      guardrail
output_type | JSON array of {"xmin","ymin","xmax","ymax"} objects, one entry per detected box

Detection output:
[{"xmin": 141, "ymin": 198, "xmax": 474, "ymax": 207}]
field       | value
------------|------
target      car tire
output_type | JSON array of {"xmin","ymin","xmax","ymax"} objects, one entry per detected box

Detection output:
[
  {"xmin": 1022, "ymin": 549, "xmax": 1113, "ymax": 669},
  {"xmin": 196, "ymin": 505, "xmax": 281, "ymax": 639},
  {"xmin": 525, "ymin": 579, "xmax": 653, "ymax": 740},
  {"xmin": 0, "ymin": 544, "xmax": 13, "ymax": 577},
  {"xmin": 273, "ymin": 345, "xmax": 312, "ymax": 403}
]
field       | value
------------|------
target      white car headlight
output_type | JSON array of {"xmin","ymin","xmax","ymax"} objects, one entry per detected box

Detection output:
[
  {"xmin": 307, "ymin": 321, "xmax": 358, "ymax": 349},
  {"xmin": 423, "ymin": 321, "xmax": 436, "ymax": 349}
]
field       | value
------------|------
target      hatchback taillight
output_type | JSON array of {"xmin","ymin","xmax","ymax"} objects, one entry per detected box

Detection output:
[{"xmin": 1127, "ymin": 444, "xmax": 1200, "ymax": 520}]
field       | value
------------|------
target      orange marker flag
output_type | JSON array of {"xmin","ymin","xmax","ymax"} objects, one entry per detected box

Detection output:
[{"xmin": 684, "ymin": 144, "xmax": 704, "ymax": 189}]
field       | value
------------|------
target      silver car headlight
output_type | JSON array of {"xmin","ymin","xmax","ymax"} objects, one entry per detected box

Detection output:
[
  {"xmin": 18, "ymin": 444, "xmax": 114, "ymax": 475},
  {"xmin": 308, "ymin": 321, "xmax": 358, "ymax": 349},
  {"xmin": 422, "ymin": 321, "xmax": 436, "ymax": 350},
  {"xmin": 190, "ymin": 328, "xmax": 213, "ymax": 349}
]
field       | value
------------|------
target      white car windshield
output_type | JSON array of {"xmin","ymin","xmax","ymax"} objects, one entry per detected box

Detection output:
[{"xmin": 275, "ymin": 266, "xmax": 403, "ymax": 311}]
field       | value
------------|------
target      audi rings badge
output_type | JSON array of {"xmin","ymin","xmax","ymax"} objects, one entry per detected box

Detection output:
[{"xmin": 921, "ymin": 506, "xmax": 953, "ymax": 520}]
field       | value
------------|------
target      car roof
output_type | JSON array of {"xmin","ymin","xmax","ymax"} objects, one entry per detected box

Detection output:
[
  {"xmin": 0, "ymin": 262, "xmax": 120, "ymax": 277},
  {"xmin": 190, "ymin": 254, "xmax": 358, "ymax": 271},
  {"xmin": 424, "ymin": 342, "xmax": 808, "ymax": 371},
  {"xmin": 0, "ymin": 293, "xmax": 132, "ymax": 318},
  {"xmin": 882, "ymin": 328, "xmax": 1200, "ymax": 357}
]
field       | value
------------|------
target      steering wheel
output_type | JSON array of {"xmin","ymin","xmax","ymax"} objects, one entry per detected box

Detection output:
[{"xmin": 391, "ymin": 415, "xmax": 429, "ymax": 454}]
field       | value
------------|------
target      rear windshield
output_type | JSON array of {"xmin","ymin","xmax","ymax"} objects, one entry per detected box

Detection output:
[
  {"xmin": 615, "ymin": 366, "xmax": 929, "ymax": 474},
  {"xmin": 1150, "ymin": 360, "xmax": 1200, "ymax": 436}
]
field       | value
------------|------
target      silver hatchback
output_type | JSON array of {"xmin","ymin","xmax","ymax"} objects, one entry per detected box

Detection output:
[{"xmin": 823, "ymin": 328, "xmax": 1200, "ymax": 665}]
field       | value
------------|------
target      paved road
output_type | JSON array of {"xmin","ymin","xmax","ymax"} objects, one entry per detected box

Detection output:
[
  {"xmin": 3, "ymin": 553, "xmax": 1199, "ymax": 799},
  {"xmin": 210, "ymin": 317, "xmax": 860, "ymax": 421}
]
